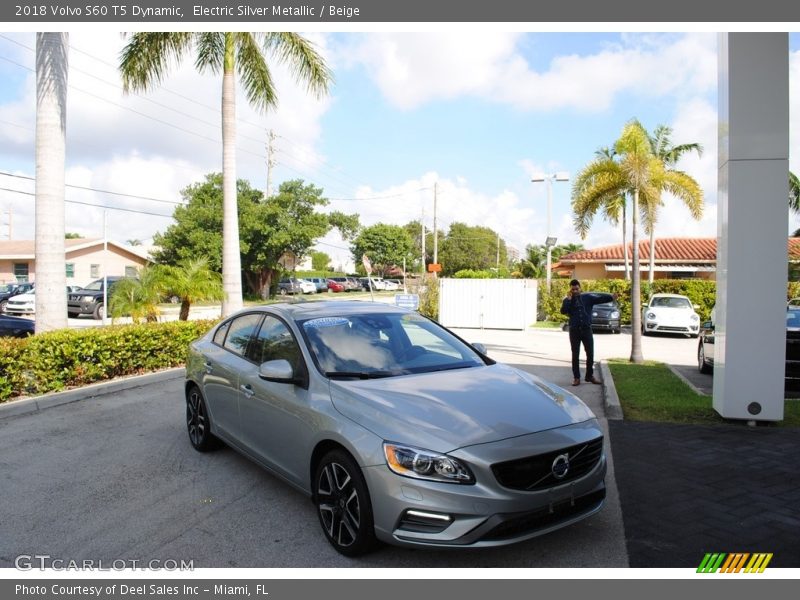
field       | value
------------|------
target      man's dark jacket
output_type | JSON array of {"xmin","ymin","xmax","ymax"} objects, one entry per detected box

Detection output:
[{"xmin": 560, "ymin": 292, "xmax": 614, "ymax": 329}]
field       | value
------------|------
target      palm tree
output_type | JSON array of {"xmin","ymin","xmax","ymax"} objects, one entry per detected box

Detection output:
[
  {"xmin": 34, "ymin": 33, "xmax": 69, "ymax": 333},
  {"xmin": 109, "ymin": 265, "xmax": 166, "ymax": 323},
  {"xmin": 645, "ymin": 125, "xmax": 704, "ymax": 283},
  {"xmin": 573, "ymin": 147, "xmax": 631, "ymax": 280},
  {"xmin": 120, "ymin": 33, "xmax": 332, "ymax": 317},
  {"xmin": 789, "ymin": 171, "xmax": 800, "ymax": 214},
  {"xmin": 573, "ymin": 120, "xmax": 670, "ymax": 363},
  {"xmin": 162, "ymin": 257, "xmax": 224, "ymax": 321}
]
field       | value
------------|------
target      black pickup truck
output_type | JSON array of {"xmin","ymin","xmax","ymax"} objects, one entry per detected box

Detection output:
[{"xmin": 67, "ymin": 276, "xmax": 125, "ymax": 320}]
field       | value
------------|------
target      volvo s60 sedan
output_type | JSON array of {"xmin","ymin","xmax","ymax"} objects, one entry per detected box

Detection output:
[{"xmin": 185, "ymin": 301, "xmax": 606, "ymax": 556}]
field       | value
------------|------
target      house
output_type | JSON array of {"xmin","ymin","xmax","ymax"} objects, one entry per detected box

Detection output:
[
  {"xmin": 555, "ymin": 237, "xmax": 800, "ymax": 281},
  {"xmin": 0, "ymin": 238, "xmax": 150, "ymax": 287}
]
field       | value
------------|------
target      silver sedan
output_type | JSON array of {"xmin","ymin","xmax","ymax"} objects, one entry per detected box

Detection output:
[{"xmin": 185, "ymin": 301, "xmax": 606, "ymax": 556}]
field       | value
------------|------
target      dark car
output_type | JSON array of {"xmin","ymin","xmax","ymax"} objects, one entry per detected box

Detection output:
[
  {"xmin": 0, "ymin": 314, "xmax": 35, "ymax": 337},
  {"xmin": 590, "ymin": 297, "xmax": 621, "ymax": 334},
  {"xmin": 67, "ymin": 276, "xmax": 125, "ymax": 320},
  {"xmin": 698, "ymin": 307, "xmax": 800, "ymax": 391},
  {"xmin": 0, "ymin": 282, "xmax": 34, "ymax": 313}
]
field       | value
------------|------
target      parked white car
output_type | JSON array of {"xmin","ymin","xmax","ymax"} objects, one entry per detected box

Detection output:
[
  {"xmin": 642, "ymin": 293, "xmax": 701, "ymax": 338},
  {"xmin": 5, "ymin": 286, "xmax": 81, "ymax": 316}
]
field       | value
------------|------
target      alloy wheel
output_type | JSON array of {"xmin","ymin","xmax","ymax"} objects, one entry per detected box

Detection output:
[{"xmin": 317, "ymin": 461, "xmax": 361, "ymax": 549}]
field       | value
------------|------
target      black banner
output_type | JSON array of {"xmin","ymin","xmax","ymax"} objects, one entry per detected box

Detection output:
[{"xmin": 2, "ymin": 0, "xmax": 800, "ymax": 23}]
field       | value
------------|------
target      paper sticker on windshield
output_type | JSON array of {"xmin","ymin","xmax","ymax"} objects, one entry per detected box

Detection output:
[
  {"xmin": 303, "ymin": 317, "xmax": 350, "ymax": 329},
  {"xmin": 401, "ymin": 313, "xmax": 426, "ymax": 322}
]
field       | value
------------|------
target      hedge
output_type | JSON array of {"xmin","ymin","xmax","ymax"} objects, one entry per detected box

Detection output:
[
  {"xmin": 0, "ymin": 319, "xmax": 217, "ymax": 402},
  {"xmin": 535, "ymin": 278, "xmax": 789, "ymax": 324}
]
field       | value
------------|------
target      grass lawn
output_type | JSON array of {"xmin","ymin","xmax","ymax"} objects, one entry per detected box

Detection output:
[
  {"xmin": 607, "ymin": 359, "xmax": 800, "ymax": 427},
  {"xmin": 532, "ymin": 321, "xmax": 564, "ymax": 329}
]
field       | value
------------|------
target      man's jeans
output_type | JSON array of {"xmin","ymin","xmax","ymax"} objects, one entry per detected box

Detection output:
[{"xmin": 569, "ymin": 325, "xmax": 594, "ymax": 380}]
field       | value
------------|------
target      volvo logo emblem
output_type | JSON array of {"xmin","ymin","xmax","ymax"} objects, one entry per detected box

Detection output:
[{"xmin": 551, "ymin": 453, "xmax": 570, "ymax": 479}]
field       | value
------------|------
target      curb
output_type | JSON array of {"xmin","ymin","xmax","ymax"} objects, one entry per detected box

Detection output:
[
  {"xmin": 0, "ymin": 368, "xmax": 186, "ymax": 420},
  {"xmin": 599, "ymin": 360, "xmax": 624, "ymax": 420},
  {"xmin": 666, "ymin": 364, "xmax": 710, "ymax": 396}
]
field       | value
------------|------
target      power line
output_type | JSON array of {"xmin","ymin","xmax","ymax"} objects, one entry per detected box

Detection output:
[
  {"xmin": 0, "ymin": 171, "xmax": 184, "ymax": 205},
  {"xmin": 0, "ymin": 186, "xmax": 174, "ymax": 218}
]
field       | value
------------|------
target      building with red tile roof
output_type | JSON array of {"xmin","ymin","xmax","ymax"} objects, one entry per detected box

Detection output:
[{"xmin": 554, "ymin": 237, "xmax": 800, "ymax": 280}]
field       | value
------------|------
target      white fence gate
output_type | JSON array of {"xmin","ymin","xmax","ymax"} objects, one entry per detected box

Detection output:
[{"xmin": 438, "ymin": 278, "xmax": 538, "ymax": 330}]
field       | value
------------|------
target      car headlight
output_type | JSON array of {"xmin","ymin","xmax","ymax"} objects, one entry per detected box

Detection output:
[
  {"xmin": 383, "ymin": 443, "xmax": 474, "ymax": 484},
  {"xmin": 646, "ymin": 312, "xmax": 656, "ymax": 320},
  {"xmin": 690, "ymin": 314, "xmax": 699, "ymax": 322},
  {"xmin": 611, "ymin": 311, "xmax": 620, "ymax": 318}
]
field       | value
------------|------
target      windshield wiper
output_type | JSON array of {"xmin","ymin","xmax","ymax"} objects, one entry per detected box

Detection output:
[{"xmin": 325, "ymin": 370, "xmax": 397, "ymax": 380}]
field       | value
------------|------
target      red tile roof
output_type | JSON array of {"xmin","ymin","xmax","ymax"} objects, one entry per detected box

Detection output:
[{"xmin": 560, "ymin": 237, "xmax": 800, "ymax": 263}]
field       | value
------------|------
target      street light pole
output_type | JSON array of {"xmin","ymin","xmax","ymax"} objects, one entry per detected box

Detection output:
[{"xmin": 531, "ymin": 172, "xmax": 569, "ymax": 292}]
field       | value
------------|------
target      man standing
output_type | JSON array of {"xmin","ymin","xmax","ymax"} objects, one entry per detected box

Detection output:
[{"xmin": 561, "ymin": 279, "xmax": 617, "ymax": 386}]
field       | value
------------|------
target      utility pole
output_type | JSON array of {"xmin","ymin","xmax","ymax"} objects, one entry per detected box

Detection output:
[
  {"xmin": 433, "ymin": 182, "xmax": 438, "ymax": 267},
  {"xmin": 266, "ymin": 129, "xmax": 276, "ymax": 198},
  {"xmin": 421, "ymin": 206, "xmax": 426, "ymax": 275}
]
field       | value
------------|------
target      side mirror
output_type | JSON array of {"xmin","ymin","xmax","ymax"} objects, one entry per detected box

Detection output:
[
  {"xmin": 701, "ymin": 321, "xmax": 714, "ymax": 330},
  {"xmin": 259, "ymin": 359, "xmax": 295, "ymax": 383},
  {"xmin": 472, "ymin": 343, "xmax": 488, "ymax": 355}
]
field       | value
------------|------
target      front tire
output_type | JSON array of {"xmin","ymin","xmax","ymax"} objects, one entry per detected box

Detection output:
[
  {"xmin": 186, "ymin": 385, "xmax": 221, "ymax": 452},
  {"xmin": 0, "ymin": 299, "xmax": 6, "ymax": 313},
  {"xmin": 314, "ymin": 449, "xmax": 377, "ymax": 556},
  {"xmin": 93, "ymin": 303, "xmax": 104, "ymax": 320}
]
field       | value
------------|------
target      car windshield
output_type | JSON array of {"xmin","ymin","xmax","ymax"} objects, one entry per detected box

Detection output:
[
  {"xmin": 82, "ymin": 280, "xmax": 104, "ymax": 291},
  {"xmin": 300, "ymin": 312, "xmax": 485, "ymax": 378},
  {"xmin": 652, "ymin": 297, "xmax": 691, "ymax": 309},
  {"xmin": 596, "ymin": 302, "xmax": 615, "ymax": 308}
]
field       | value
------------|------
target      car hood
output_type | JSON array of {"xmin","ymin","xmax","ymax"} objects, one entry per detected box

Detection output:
[
  {"xmin": 329, "ymin": 363, "xmax": 596, "ymax": 453},
  {"xmin": 8, "ymin": 293, "xmax": 34, "ymax": 301}
]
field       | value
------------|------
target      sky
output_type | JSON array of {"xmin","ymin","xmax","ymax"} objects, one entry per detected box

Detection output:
[{"xmin": 1, "ymin": 30, "xmax": 800, "ymax": 271}]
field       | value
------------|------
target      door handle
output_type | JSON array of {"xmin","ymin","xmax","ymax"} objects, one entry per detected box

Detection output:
[
  {"xmin": 239, "ymin": 384, "xmax": 255, "ymax": 398},
  {"xmin": 204, "ymin": 362, "xmax": 213, "ymax": 374}
]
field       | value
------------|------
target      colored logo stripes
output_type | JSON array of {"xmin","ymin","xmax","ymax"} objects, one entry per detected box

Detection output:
[{"xmin": 697, "ymin": 553, "xmax": 773, "ymax": 573}]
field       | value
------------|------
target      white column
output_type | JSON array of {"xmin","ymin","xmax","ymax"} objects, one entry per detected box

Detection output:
[{"xmin": 715, "ymin": 33, "xmax": 789, "ymax": 421}]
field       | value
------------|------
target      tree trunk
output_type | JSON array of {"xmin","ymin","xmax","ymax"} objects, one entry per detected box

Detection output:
[
  {"xmin": 622, "ymin": 202, "xmax": 630, "ymax": 281},
  {"xmin": 179, "ymin": 299, "xmax": 190, "ymax": 321},
  {"xmin": 34, "ymin": 33, "xmax": 69, "ymax": 333},
  {"xmin": 648, "ymin": 227, "xmax": 656, "ymax": 285},
  {"xmin": 220, "ymin": 33, "xmax": 243, "ymax": 317},
  {"xmin": 630, "ymin": 189, "xmax": 644, "ymax": 363}
]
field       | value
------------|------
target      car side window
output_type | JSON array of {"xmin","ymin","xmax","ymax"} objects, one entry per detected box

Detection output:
[
  {"xmin": 213, "ymin": 321, "xmax": 231, "ymax": 346},
  {"xmin": 247, "ymin": 315, "xmax": 303, "ymax": 369},
  {"xmin": 222, "ymin": 314, "xmax": 264, "ymax": 357}
]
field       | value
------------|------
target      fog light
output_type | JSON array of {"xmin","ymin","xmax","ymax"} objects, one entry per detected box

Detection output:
[{"xmin": 398, "ymin": 509, "xmax": 453, "ymax": 533}]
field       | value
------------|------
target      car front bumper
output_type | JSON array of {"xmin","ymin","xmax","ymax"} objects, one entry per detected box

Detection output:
[
  {"xmin": 591, "ymin": 317, "xmax": 620, "ymax": 330},
  {"xmin": 644, "ymin": 321, "xmax": 699, "ymax": 334},
  {"xmin": 362, "ymin": 421, "xmax": 606, "ymax": 548}
]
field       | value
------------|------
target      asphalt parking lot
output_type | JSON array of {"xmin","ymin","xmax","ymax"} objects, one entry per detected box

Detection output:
[{"xmin": 0, "ymin": 328, "xmax": 629, "ymax": 568}]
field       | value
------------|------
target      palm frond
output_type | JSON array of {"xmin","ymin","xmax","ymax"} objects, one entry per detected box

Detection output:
[
  {"xmin": 263, "ymin": 32, "xmax": 333, "ymax": 98},
  {"xmin": 234, "ymin": 33, "xmax": 277, "ymax": 112},
  {"xmin": 120, "ymin": 32, "xmax": 193, "ymax": 93},
  {"xmin": 194, "ymin": 32, "xmax": 225, "ymax": 74},
  {"xmin": 790, "ymin": 171, "xmax": 800, "ymax": 214}
]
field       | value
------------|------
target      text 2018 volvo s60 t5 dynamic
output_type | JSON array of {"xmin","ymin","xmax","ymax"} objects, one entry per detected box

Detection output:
[{"xmin": 185, "ymin": 301, "xmax": 606, "ymax": 556}]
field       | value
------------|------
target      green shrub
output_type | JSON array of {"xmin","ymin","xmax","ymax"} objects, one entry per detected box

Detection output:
[
  {"xmin": 453, "ymin": 269, "xmax": 493, "ymax": 279},
  {"xmin": 0, "ymin": 319, "xmax": 217, "ymax": 402},
  {"xmin": 418, "ymin": 275, "xmax": 440, "ymax": 320}
]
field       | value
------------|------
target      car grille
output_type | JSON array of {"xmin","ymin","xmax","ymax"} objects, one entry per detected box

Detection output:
[
  {"xmin": 481, "ymin": 488, "xmax": 606, "ymax": 542},
  {"xmin": 491, "ymin": 437, "xmax": 603, "ymax": 491},
  {"xmin": 655, "ymin": 325, "xmax": 689, "ymax": 332}
]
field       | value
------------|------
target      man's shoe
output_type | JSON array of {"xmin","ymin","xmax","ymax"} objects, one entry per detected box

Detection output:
[
  {"xmin": 572, "ymin": 378, "xmax": 580, "ymax": 386},
  {"xmin": 585, "ymin": 376, "xmax": 602, "ymax": 385}
]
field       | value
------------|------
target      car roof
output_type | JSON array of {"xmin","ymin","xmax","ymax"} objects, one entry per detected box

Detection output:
[
  {"xmin": 236, "ymin": 300, "xmax": 409, "ymax": 322},
  {"xmin": 650, "ymin": 293, "xmax": 690, "ymax": 299}
]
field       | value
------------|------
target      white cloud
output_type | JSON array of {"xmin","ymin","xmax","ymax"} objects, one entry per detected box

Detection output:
[{"xmin": 339, "ymin": 32, "xmax": 716, "ymax": 112}]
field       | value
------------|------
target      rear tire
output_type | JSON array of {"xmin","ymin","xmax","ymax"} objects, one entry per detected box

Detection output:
[
  {"xmin": 698, "ymin": 343, "xmax": 712, "ymax": 374},
  {"xmin": 314, "ymin": 449, "xmax": 378, "ymax": 557},
  {"xmin": 186, "ymin": 385, "xmax": 222, "ymax": 452},
  {"xmin": 68, "ymin": 311, "xmax": 79, "ymax": 318}
]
